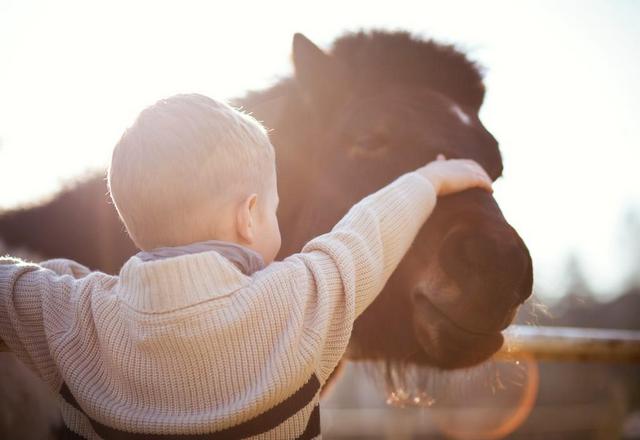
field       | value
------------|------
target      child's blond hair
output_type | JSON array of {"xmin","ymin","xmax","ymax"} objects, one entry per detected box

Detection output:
[{"xmin": 107, "ymin": 94, "xmax": 275, "ymax": 251}]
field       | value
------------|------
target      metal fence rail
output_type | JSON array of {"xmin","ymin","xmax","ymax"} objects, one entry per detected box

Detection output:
[
  {"xmin": 2, "ymin": 325, "xmax": 640, "ymax": 362},
  {"xmin": 498, "ymin": 325, "xmax": 640, "ymax": 363}
]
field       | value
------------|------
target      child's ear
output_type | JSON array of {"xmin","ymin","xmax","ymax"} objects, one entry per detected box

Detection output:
[{"xmin": 236, "ymin": 194, "xmax": 258, "ymax": 244}]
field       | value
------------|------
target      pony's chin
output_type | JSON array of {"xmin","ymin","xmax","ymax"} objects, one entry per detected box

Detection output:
[{"xmin": 412, "ymin": 292, "xmax": 505, "ymax": 370}]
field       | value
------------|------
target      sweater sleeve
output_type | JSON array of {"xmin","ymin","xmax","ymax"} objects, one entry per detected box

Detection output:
[
  {"xmin": 278, "ymin": 171, "xmax": 437, "ymax": 383},
  {"xmin": 0, "ymin": 257, "xmax": 81, "ymax": 388},
  {"xmin": 39, "ymin": 258, "xmax": 93, "ymax": 279}
]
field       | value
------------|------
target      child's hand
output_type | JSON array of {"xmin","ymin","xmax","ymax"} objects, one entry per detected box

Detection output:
[{"xmin": 417, "ymin": 154, "xmax": 493, "ymax": 196}]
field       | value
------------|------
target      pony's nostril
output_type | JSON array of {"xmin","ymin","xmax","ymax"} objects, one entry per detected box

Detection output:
[{"xmin": 440, "ymin": 227, "xmax": 532, "ymax": 309}]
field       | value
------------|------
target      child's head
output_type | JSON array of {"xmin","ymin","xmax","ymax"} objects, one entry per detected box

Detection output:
[{"xmin": 107, "ymin": 94, "xmax": 281, "ymax": 264}]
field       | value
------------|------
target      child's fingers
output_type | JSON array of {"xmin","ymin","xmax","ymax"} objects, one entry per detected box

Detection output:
[
  {"xmin": 464, "ymin": 162, "xmax": 493, "ymax": 192},
  {"xmin": 477, "ymin": 173, "xmax": 494, "ymax": 193},
  {"xmin": 465, "ymin": 160, "xmax": 492, "ymax": 181}
]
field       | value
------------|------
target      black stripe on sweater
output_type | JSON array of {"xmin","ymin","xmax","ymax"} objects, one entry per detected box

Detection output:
[{"xmin": 59, "ymin": 374, "xmax": 321, "ymax": 439}]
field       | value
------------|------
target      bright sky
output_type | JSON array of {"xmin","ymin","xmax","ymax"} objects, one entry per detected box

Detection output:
[{"xmin": 1, "ymin": 0, "xmax": 638, "ymax": 299}]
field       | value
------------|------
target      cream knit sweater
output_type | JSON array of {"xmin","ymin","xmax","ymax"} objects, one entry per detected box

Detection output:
[{"xmin": 0, "ymin": 171, "xmax": 437, "ymax": 439}]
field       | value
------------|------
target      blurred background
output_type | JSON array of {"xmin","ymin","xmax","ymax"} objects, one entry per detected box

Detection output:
[{"xmin": 1, "ymin": 0, "xmax": 639, "ymax": 438}]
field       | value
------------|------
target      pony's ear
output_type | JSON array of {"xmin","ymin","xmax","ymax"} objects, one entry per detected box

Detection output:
[{"xmin": 292, "ymin": 33, "xmax": 349, "ymax": 114}]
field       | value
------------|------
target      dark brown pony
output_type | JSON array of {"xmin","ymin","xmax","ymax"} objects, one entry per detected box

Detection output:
[{"xmin": 0, "ymin": 31, "xmax": 532, "ymax": 378}]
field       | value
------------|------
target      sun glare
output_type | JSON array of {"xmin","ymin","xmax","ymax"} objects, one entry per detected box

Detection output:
[{"xmin": 1, "ymin": 0, "xmax": 638, "ymax": 298}]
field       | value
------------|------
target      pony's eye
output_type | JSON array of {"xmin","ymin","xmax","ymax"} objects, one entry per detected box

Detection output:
[{"xmin": 347, "ymin": 134, "xmax": 389, "ymax": 159}]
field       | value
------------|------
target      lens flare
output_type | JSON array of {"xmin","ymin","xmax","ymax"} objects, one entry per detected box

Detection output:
[{"xmin": 383, "ymin": 354, "xmax": 539, "ymax": 439}]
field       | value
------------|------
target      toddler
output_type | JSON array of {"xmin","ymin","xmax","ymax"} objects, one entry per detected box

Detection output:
[{"xmin": 0, "ymin": 94, "xmax": 492, "ymax": 439}]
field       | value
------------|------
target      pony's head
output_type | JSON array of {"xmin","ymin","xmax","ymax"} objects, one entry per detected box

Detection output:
[{"xmin": 278, "ymin": 31, "xmax": 533, "ymax": 370}]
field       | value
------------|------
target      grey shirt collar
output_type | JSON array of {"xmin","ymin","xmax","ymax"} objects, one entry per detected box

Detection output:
[{"xmin": 135, "ymin": 239, "xmax": 266, "ymax": 276}]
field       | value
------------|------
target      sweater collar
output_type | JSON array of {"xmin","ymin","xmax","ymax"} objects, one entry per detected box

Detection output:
[
  {"xmin": 118, "ymin": 240, "xmax": 266, "ymax": 312},
  {"xmin": 134, "ymin": 240, "xmax": 265, "ymax": 276}
]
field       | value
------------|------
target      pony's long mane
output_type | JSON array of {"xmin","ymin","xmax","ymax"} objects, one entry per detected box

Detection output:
[
  {"xmin": 239, "ymin": 30, "xmax": 486, "ymax": 112},
  {"xmin": 331, "ymin": 31, "xmax": 486, "ymax": 110}
]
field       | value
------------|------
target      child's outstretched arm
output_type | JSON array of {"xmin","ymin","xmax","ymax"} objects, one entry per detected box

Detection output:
[
  {"xmin": 303, "ymin": 154, "xmax": 492, "ymax": 316},
  {"xmin": 0, "ymin": 256, "xmax": 94, "ymax": 381},
  {"xmin": 38, "ymin": 258, "xmax": 93, "ymax": 279},
  {"xmin": 263, "ymin": 154, "xmax": 493, "ymax": 383}
]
